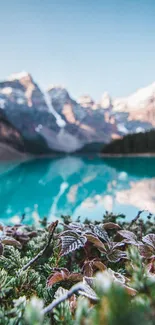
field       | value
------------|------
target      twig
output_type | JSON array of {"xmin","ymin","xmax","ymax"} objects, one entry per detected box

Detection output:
[
  {"xmin": 18, "ymin": 220, "xmax": 58, "ymax": 274},
  {"xmin": 128, "ymin": 210, "xmax": 144, "ymax": 230},
  {"xmin": 20, "ymin": 213, "xmax": 26, "ymax": 223},
  {"xmin": 42, "ymin": 283, "xmax": 85, "ymax": 315}
]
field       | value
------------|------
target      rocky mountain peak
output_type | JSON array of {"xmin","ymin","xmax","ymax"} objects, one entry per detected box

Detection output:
[
  {"xmin": 1, "ymin": 71, "xmax": 47, "ymax": 110},
  {"xmin": 77, "ymin": 95, "xmax": 95, "ymax": 108},
  {"xmin": 47, "ymin": 85, "xmax": 70, "ymax": 106},
  {"xmin": 7, "ymin": 71, "xmax": 33, "ymax": 82},
  {"xmin": 100, "ymin": 92, "xmax": 112, "ymax": 109}
]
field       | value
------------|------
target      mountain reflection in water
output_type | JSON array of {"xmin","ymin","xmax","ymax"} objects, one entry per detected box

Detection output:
[{"xmin": 0, "ymin": 156, "xmax": 155, "ymax": 224}]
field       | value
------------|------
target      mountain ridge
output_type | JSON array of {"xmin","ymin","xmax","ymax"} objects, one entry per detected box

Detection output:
[{"xmin": 0, "ymin": 71, "xmax": 154, "ymax": 154}]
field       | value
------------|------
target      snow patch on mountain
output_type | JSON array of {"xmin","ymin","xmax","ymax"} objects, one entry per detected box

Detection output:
[
  {"xmin": 0, "ymin": 98, "xmax": 6, "ymax": 109},
  {"xmin": 37, "ymin": 125, "xmax": 83, "ymax": 152},
  {"xmin": 117, "ymin": 123, "xmax": 128, "ymax": 134},
  {"xmin": 43, "ymin": 91, "xmax": 66, "ymax": 127},
  {"xmin": 0, "ymin": 87, "xmax": 26, "ymax": 106}
]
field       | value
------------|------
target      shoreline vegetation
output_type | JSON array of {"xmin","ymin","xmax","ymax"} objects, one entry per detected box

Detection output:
[
  {"xmin": 102, "ymin": 130, "xmax": 155, "ymax": 155},
  {"xmin": 1, "ymin": 129, "xmax": 155, "ymax": 160},
  {"xmin": 1, "ymin": 141, "xmax": 155, "ymax": 163},
  {"xmin": 0, "ymin": 212, "xmax": 155, "ymax": 324},
  {"xmin": 101, "ymin": 153, "xmax": 155, "ymax": 157}
]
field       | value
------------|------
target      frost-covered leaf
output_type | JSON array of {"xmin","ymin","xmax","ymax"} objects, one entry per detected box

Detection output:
[
  {"xmin": 96, "ymin": 270, "xmax": 136, "ymax": 296},
  {"xmin": 103, "ymin": 222, "xmax": 121, "ymax": 230},
  {"xmin": 1, "ymin": 237, "xmax": 22, "ymax": 249},
  {"xmin": 58, "ymin": 230, "xmax": 80, "ymax": 238},
  {"xmin": 82, "ymin": 260, "xmax": 94, "ymax": 277},
  {"xmin": 47, "ymin": 220, "xmax": 58, "ymax": 233},
  {"xmin": 112, "ymin": 242, "xmax": 125, "ymax": 249},
  {"xmin": 142, "ymin": 234, "xmax": 155, "ymax": 249},
  {"xmin": 60, "ymin": 232, "xmax": 87, "ymax": 256},
  {"xmin": 107, "ymin": 249, "xmax": 127, "ymax": 263},
  {"xmin": 78, "ymin": 277, "xmax": 98, "ymax": 301},
  {"xmin": 47, "ymin": 269, "xmax": 69, "ymax": 287},
  {"xmin": 52, "ymin": 287, "xmax": 72, "ymax": 323},
  {"xmin": 61, "ymin": 223, "xmax": 84, "ymax": 234},
  {"xmin": 68, "ymin": 222, "xmax": 85, "ymax": 231},
  {"xmin": 118, "ymin": 230, "xmax": 138, "ymax": 245},
  {"xmin": 84, "ymin": 276, "xmax": 95, "ymax": 288},
  {"xmin": 147, "ymin": 260, "xmax": 155, "ymax": 274},
  {"xmin": 83, "ymin": 259, "xmax": 107, "ymax": 277},
  {"xmin": 0, "ymin": 242, "xmax": 3, "ymax": 255},
  {"xmin": 54, "ymin": 286, "xmax": 77, "ymax": 315},
  {"xmin": 93, "ymin": 260, "xmax": 107, "ymax": 272},
  {"xmin": 139, "ymin": 244, "xmax": 154, "ymax": 259},
  {"xmin": 140, "ymin": 234, "xmax": 155, "ymax": 260},
  {"xmin": 118, "ymin": 230, "xmax": 137, "ymax": 241},
  {"xmin": 108, "ymin": 269, "xmax": 126, "ymax": 284},
  {"xmin": 90, "ymin": 224, "xmax": 110, "ymax": 242},
  {"xmin": 109, "ymin": 270, "xmax": 137, "ymax": 296},
  {"xmin": 54, "ymin": 286, "xmax": 69, "ymax": 299},
  {"xmin": 68, "ymin": 273, "xmax": 83, "ymax": 283},
  {"xmin": 85, "ymin": 234, "xmax": 105, "ymax": 249},
  {"xmin": 47, "ymin": 268, "xmax": 83, "ymax": 287},
  {"xmin": 124, "ymin": 285, "xmax": 137, "ymax": 296}
]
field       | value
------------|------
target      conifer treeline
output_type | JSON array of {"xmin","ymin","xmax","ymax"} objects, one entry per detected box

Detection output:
[{"xmin": 103, "ymin": 129, "xmax": 155, "ymax": 154}]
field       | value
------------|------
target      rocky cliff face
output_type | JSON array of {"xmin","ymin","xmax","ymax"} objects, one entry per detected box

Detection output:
[
  {"xmin": 0, "ymin": 73, "xmax": 62, "ymax": 154},
  {"xmin": 48, "ymin": 86, "xmax": 117, "ymax": 145},
  {"xmin": 0, "ymin": 72, "xmax": 154, "ymax": 154}
]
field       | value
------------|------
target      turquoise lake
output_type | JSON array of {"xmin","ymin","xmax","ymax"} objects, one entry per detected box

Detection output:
[{"xmin": 0, "ymin": 156, "xmax": 155, "ymax": 224}]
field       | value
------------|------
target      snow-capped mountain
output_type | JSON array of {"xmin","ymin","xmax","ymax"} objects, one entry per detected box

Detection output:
[
  {"xmin": 0, "ymin": 72, "xmax": 48, "ymax": 110},
  {"xmin": 113, "ymin": 82, "xmax": 155, "ymax": 125},
  {"xmin": 0, "ymin": 72, "xmax": 154, "ymax": 155},
  {"xmin": 113, "ymin": 82, "xmax": 155, "ymax": 112}
]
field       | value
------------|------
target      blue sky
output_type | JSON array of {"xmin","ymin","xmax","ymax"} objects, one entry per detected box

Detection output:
[{"xmin": 0, "ymin": 0, "xmax": 155, "ymax": 100}]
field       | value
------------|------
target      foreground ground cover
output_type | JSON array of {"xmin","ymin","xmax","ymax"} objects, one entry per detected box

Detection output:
[{"xmin": 0, "ymin": 212, "xmax": 155, "ymax": 324}]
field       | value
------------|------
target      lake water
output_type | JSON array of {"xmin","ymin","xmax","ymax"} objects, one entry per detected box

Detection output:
[{"xmin": 0, "ymin": 156, "xmax": 155, "ymax": 224}]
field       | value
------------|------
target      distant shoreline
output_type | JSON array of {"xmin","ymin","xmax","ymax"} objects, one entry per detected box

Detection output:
[
  {"xmin": 0, "ymin": 143, "xmax": 30, "ymax": 161},
  {"xmin": 0, "ymin": 142, "xmax": 155, "ymax": 161},
  {"xmin": 100, "ymin": 153, "xmax": 155, "ymax": 158}
]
